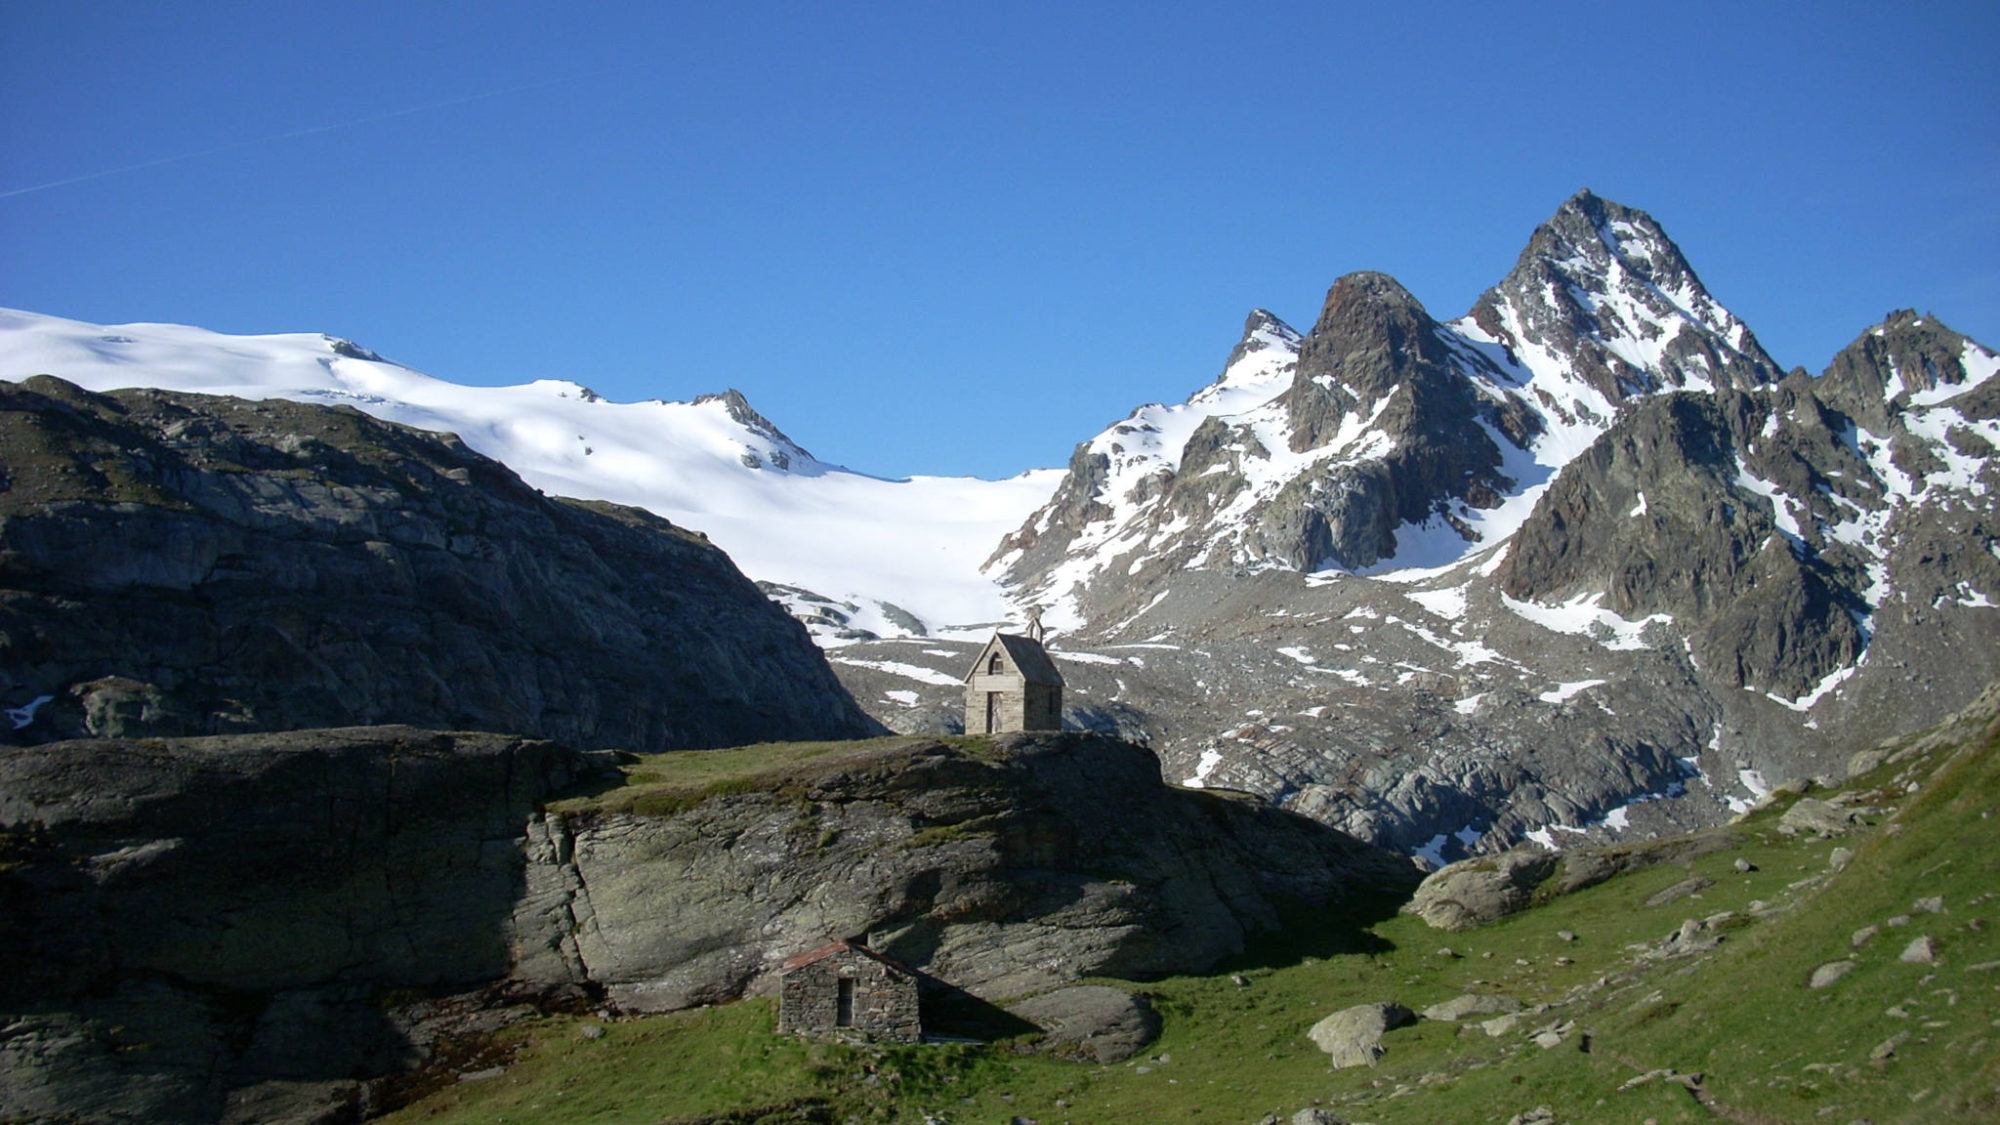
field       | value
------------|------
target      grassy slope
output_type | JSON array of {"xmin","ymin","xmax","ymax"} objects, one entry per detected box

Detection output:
[{"xmin": 381, "ymin": 710, "xmax": 1999, "ymax": 1125}]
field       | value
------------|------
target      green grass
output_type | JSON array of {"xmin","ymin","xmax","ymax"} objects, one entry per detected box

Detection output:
[
  {"xmin": 383, "ymin": 712, "xmax": 2000, "ymax": 1124},
  {"xmin": 1602, "ymin": 724, "xmax": 2000, "ymax": 1124},
  {"xmin": 546, "ymin": 735, "xmax": 999, "ymax": 818},
  {"xmin": 374, "ymin": 1001, "xmax": 839, "ymax": 1123}
]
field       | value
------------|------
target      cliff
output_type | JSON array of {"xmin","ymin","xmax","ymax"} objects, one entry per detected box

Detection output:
[
  {"xmin": 0, "ymin": 727, "xmax": 1413, "ymax": 1123},
  {"xmin": 0, "ymin": 375, "xmax": 877, "ymax": 750}
]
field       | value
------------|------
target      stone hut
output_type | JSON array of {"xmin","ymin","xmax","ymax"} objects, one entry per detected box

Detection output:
[
  {"xmin": 963, "ymin": 631, "xmax": 1063, "ymax": 734},
  {"xmin": 777, "ymin": 940, "xmax": 921, "ymax": 1043}
]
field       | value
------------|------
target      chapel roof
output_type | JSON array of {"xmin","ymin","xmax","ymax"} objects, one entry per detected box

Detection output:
[{"xmin": 963, "ymin": 632, "xmax": 1064, "ymax": 686}]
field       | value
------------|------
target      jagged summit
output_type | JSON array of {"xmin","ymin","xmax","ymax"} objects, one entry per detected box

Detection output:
[
  {"xmin": 323, "ymin": 335, "xmax": 393, "ymax": 365},
  {"xmin": 1219, "ymin": 308, "xmax": 1302, "ymax": 377},
  {"xmin": 1816, "ymin": 309, "xmax": 2000, "ymax": 433},
  {"xmin": 1464, "ymin": 191, "xmax": 1781, "ymax": 406},
  {"xmin": 990, "ymin": 190, "xmax": 1815, "ymax": 631},
  {"xmin": 1287, "ymin": 270, "xmax": 1469, "ymax": 448},
  {"xmin": 693, "ymin": 387, "xmax": 816, "ymax": 466}
]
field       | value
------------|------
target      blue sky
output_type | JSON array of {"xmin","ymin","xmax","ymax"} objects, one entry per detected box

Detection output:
[{"xmin": 3, "ymin": 2, "xmax": 1994, "ymax": 479}]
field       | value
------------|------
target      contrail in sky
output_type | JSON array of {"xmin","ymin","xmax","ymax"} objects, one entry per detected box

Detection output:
[{"xmin": 0, "ymin": 71, "xmax": 611, "ymax": 201}]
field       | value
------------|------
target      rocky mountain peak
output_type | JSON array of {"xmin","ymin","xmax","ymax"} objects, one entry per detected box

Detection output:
[
  {"xmin": 971, "ymin": 193, "xmax": 1996, "ymax": 862},
  {"xmin": 1221, "ymin": 308, "xmax": 1303, "ymax": 376},
  {"xmin": 1466, "ymin": 192, "xmax": 1781, "ymax": 406},
  {"xmin": 1816, "ymin": 310, "xmax": 2000, "ymax": 433},
  {"xmin": 693, "ymin": 387, "xmax": 815, "ymax": 468},
  {"xmin": 1286, "ymin": 271, "xmax": 1461, "ymax": 453},
  {"xmin": 694, "ymin": 387, "xmax": 802, "ymax": 444},
  {"xmin": 323, "ymin": 335, "xmax": 391, "ymax": 364}
]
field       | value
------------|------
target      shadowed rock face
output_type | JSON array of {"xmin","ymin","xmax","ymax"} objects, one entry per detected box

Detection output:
[
  {"xmin": 0, "ymin": 727, "xmax": 597, "ymax": 1005},
  {"xmin": 0, "ymin": 726, "xmax": 605, "ymax": 1125},
  {"xmin": 0, "ymin": 727, "xmax": 1413, "ymax": 1122},
  {"xmin": 0, "ymin": 375, "xmax": 878, "ymax": 750},
  {"xmin": 1496, "ymin": 390, "xmax": 1870, "ymax": 699}
]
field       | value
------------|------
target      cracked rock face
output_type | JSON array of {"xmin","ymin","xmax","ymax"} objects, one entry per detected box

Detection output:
[
  {"xmin": 0, "ymin": 726, "xmax": 600, "ymax": 1125},
  {"xmin": 0, "ymin": 375, "xmax": 878, "ymax": 751},
  {"xmin": 514, "ymin": 733, "xmax": 1417, "ymax": 1010}
]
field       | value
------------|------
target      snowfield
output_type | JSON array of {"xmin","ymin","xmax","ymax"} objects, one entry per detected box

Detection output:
[{"xmin": 0, "ymin": 308, "xmax": 1059, "ymax": 638}]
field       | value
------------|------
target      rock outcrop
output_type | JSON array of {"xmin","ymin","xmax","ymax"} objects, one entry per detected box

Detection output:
[
  {"xmin": 0, "ymin": 375, "xmax": 877, "ymax": 750},
  {"xmin": 1403, "ymin": 851, "xmax": 1559, "ymax": 932},
  {"xmin": 0, "ymin": 726, "xmax": 607, "ymax": 1125},
  {"xmin": 1306, "ymin": 1001, "xmax": 1415, "ymax": 1068},
  {"xmin": 514, "ymin": 732, "xmax": 1419, "ymax": 1009},
  {"xmin": 0, "ymin": 726, "xmax": 1414, "ymax": 1122},
  {"xmin": 1004, "ymin": 986, "xmax": 1160, "ymax": 1063},
  {"xmin": 1406, "ymin": 829, "xmax": 1743, "ymax": 931}
]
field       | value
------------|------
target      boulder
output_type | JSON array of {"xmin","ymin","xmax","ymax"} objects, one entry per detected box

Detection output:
[
  {"xmin": 1846, "ymin": 746, "xmax": 1891, "ymax": 778},
  {"xmin": 1420, "ymin": 994, "xmax": 1522, "ymax": 1022},
  {"xmin": 1779, "ymin": 798, "xmax": 1861, "ymax": 837},
  {"xmin": 1006, "ymin": 986, "xmax": 1159, "ymax": 1063},
  {"xmin": 1644, "ymin": 876, "xmax": 1714, "ymax": 907},
  {"xmin": 1306, "ymin": 1002, "xmax": 1415, "ymax": 1068},
  {"xmin": 1404, "ymin": 851, "xmax": 1557, "ymax": 931},
  {"xmin": 1640, "ymin": 917, "xmax": 1725, "ymax": 961}
]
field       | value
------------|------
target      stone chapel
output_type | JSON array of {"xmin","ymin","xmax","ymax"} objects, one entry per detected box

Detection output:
[{"xmin": 962, "ymin": 621, "xmax": 1063, "ymax": 734}]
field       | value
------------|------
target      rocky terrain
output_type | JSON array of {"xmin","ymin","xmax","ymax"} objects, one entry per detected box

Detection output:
[
  {"xmin": 0, "ymin": 374, "xmax": 877, "ymax": 750},
  {"xmin": 0, "ymin": 726, "xmax": 1411, "ymax": 1123},
  {"xmin": 359, "ymin": 677, "xmax": 2000, "ymax": 1125},
  {"xmin": 1, "ymin": 187, "xmax": 1994, "ymax": 1124},
  {"xmin": 830, "ymin": 192, "xmax": 2000, "ymax": 861}
]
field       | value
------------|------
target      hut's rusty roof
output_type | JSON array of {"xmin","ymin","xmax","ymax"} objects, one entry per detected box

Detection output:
[{"xmin": 779, "ymin": 939, "xmax": 916, "ymax": 976}]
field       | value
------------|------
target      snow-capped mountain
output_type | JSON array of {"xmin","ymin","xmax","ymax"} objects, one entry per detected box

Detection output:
[
  {"xmin": 0, "ymin": 309, "xmax": 1059, "ymax": 641},
  {"xmin": 831, "ymin": 191, "xmax": 1999, "ymax": 860},
  {"xmin": 5, "ymin": 189, "xmax": 1994, "ymax": 866},
  {"xmin": 988, "ymin": 191, "xmax": 1788, "ymax": 630}
]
